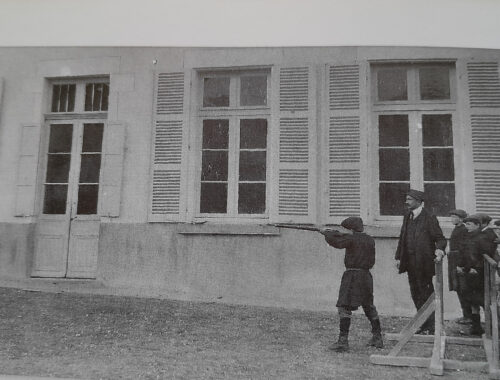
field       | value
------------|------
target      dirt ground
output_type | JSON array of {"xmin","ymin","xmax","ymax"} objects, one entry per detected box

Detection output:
[{"xmin": 0, "ymin": 287, "xmax": 491, "ymax": 379}]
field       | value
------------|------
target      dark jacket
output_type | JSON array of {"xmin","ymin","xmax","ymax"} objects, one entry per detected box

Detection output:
[
  {"xmin": 480, "ymin": 228, "xmax": 499, "ymax": 259},
  {"xmin": 395, "ymin": 208, "xmax": 447, "ymax": 277},
  {"xmin": 324, "ymin": 231, "xmax": 376, "ymax": 309},
  {"xmin": 448, "ymin": 223, "xmax": 468, "ymax": 291},
  {"xmin": 461, "ymin": 229, "xmax": 485, "ymax": 305}
]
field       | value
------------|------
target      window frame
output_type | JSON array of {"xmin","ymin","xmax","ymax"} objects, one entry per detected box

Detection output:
[
  {"xmin": 371, "ymin": 63, "xmax": 457, "ymax": 106},
  {"xmin": 194, "ymin": 69, "xmax": 272, "ymax": 221},
  {"xmin": 370, "ymin": 62, "xmax": 459, "ymax": 222},
  {"xmin": 46, "ymin": 77, "xmax": 110, "ymax": 119}
]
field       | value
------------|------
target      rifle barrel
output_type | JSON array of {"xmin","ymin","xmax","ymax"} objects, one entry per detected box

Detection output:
[{"xmin": 272, "ymin": 224, "xmax": 320, "ymax": 232}]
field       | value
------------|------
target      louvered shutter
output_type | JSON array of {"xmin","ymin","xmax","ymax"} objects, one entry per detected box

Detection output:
[
  {"xmin": 466, "ymin": 61, "xmax": 500, "ymax": 218},
  {"xmin": 14, "ymin": 124, "xmax": 41, "ymax": 216},
  {"xmin": 271, "ymin": 66, "xmax": 316, "ymax": 223},
  {"xmin": 326, "ymin": 64, "xmax": 362, "ymax": 222},
  {"xmin": 149, "ymin": 72, "xmax": 187, "ymax": 222},
  {"xmin": 0, "ymin": 78, "xmax": 4, "ymax": 114},
  {"xmin": 99, "ymin": 122, "xmax": 125, "ymax": 217}
]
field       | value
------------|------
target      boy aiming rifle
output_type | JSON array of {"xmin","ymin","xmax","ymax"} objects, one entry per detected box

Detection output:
[{"xmin": 275, "ymin": 217, "xmax": 383, "ymax": 352}]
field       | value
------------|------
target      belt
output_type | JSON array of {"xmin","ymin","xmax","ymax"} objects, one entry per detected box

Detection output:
[{"xmin": 345, "ymin": 268, "xmax": 369, "ymax": 271}]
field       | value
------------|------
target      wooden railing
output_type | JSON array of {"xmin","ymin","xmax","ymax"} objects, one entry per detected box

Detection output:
[
  {"xmin": 483, "ymin": 253, "xmax": 499, "ymax": 376},
  {"xmin": 371, "ymin": 253, "xmax": 500, "ymax": 378}
]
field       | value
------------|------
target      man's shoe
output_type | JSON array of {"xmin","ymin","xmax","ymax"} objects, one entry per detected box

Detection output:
[
  {"xmin": 330, "ymin": 335, "xmax": 349, "ymax": 352},
  {"xmin": 367, "ymin": 333, "xmax": 384, "ymax": 348},
  {"xmin": 455, "ymin": 316, "xmax": 472, "ymax": 325}
]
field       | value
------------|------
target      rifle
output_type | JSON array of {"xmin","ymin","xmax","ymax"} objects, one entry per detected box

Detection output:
[{"xmin": 271, "ymin": 223, "xmax": 339, "ymax": 232}]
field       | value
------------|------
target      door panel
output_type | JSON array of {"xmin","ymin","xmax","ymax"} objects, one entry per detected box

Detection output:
[
  {"xmin": 32, "ymin": 219, "xmax": 69, "ymax": 277},
  {"xmin": 66, "ymin": 219, "xmax": 100, "ymax": 278}
]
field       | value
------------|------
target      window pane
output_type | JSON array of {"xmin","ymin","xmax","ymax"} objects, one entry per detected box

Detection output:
[
  {"xmin": 379, "ymin": 149, "xmax": 409, "ymax": 181},
  {"xmin": 424, "ymin": 183, "xmax": 455, "ymax": 216},
  {"xmin": 239, "ymin": 151, "xmax": 266, "ymax": 181},
  {"xmin": 201, "ymin": 151, "xmax": 228, "ymax": 181},
  {"xmin": 67, "ymin": 84, "xmax": 76, "ymax": 112},
  {"xmin": 59, "ymin": 85, "xmax": 68, "ymax": 112},
  {"xmin": 85, "ymin": 84, "xmax": 93, "ymax": 111},
  {"xmin": 82, "ymin": 123, "xmax": 104, "ymax": 152},
  {"xmin": 240, "ymin": 119, "xmax": 267, "ymax": 149},
  {"xmin": 203, "ymin": 77, "xmax": 230, "ymax": 107},
  {"xmin": 51, "ymin": 85, "xmax": 61, "ymax": 112},
  {"xmin": 238, "ymin": 183, "xmax": 266, "ymax": 214},
  {"xmin": 101, "ymin": 84, "xmax": 109, "ymax": 111},
  {"xmin": 419, "ymin": 67, "xmax": 450, "ymax": 100},
  {"xmin": 423, "ymin": 148, "xmax": 455, "ymax": 181},
  {"xmin": 79, "ymin": 155, "xmax": 102, "ymax": 183},
  {"xmin": 43, "ymin": 185, "xmax": 68, "ymax": 214},
  {"xmin": 200, "ymin": 183, "xmax": 227, "ymax": 213},
  {"xmin": 379, "ymin": 115, "xmax": 409, "ymax": 146},
  {"xmin": 422, "ymin": 114, "xmax": 453, "ymax": 146},
  {"xmin": 202, "ymin": 120, "xmax": 229, "ymax": 149},
  {"xmin": 379, "ymin": 183, "xmax": 410, "ymax": 216},
  {"xmin": 85, "ymin": 83, "xmax": 109, "ymax": 112},
  {"xmin": 77, "ymin": 185, "xmax": 99, "ymax": 215},
  {"xmin": 46, "ymin": 155, "xmax": 71, "ymax": 183},
  {"xmin": 240, "ymin": 75, "xmax": 267, "ymax": 106},
  {"xmin": 49, "ymin": 124, "xmax": 73, "ymax": 153},
  {"xmin": 93, "ymin": 83, "xmax": 103, "ymax": 111},
  {"xmin": 377, "ymin": 67, "xmax": 408, "ymax": 101}
]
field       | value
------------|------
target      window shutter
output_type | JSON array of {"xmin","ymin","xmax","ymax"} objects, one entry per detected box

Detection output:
[
  {"xmin": 272, "ymin": 66, "xmax": 316, "ymax": 223},
  {"xmin": 0, "ymin": 78, "xmax": 4, "ymax": 114},
  {"xmin": 14, "ymin": 124, "xmax": 41, "ymax": 216},
  {"xmin": 467, "ymin": 61, "xmax": 500, "ymax": 218},
  {"xmin": 99, "ymin": 122, "xmax": 125, "ymax": 217},
  {"xmin": 326, "ymin": 64, "xmax": 362, "ymax": 222},
  {"xmin": 149, "ymin": 72, "xmax": 187, "ymax": 222}
]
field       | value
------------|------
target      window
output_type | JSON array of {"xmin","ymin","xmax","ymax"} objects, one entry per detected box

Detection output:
[
  {"xmin": 50, "ymin": 80, "xmax": 109, "ymax": 114},
  {"xmin": 372, "ymin": 63, "xmax": 456, "ymax": 217},
  {"xmin": 198, "ymin": 70, "xmax": 270, "ymax": 217},
  {"xmin": 43, "ymin": 78, "xmax": 109, "ymax": 215}
]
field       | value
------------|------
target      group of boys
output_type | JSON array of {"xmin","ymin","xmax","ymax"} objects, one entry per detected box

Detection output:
[
  {"xmin": 448, "ymin": 209, "xmax": 500, "ymax": 335},
  {"xmin": 318, "ymin": 189, "xmax": 500, "ymax": 353}
]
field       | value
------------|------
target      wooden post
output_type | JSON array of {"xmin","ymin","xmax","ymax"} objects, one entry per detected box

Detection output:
[
  {"xmin": 485, "ymin": 258, "xmax": 492, "ymax": 338},
  {"xmin": 430, "ymin": 260, "xmax": 444, "ymax": 375}
]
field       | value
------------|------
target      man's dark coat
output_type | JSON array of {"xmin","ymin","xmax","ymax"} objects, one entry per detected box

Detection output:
[{"xmin": 395, "ymin": 208, "xmax": 447, "ymax": 278}]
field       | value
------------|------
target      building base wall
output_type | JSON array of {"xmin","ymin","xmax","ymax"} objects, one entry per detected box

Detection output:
[{"xmin": 0, "ymin": 222, "xmax": 460, "ymax": 317}]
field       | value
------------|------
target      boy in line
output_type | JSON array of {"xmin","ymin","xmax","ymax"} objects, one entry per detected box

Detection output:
[
  {"xmin": 320, "ymin": 217, "xmax": 383, "ymax": 352},
  {"xmin": 460, "ymin": 214, "xmax": 486, "ymax": 335},
  {"xmin": 447, "ymin": 209, "xmax": 471, "ymax": 324}
]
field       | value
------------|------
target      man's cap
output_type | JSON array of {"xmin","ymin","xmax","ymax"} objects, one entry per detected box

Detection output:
[
  {"xmin": 449, "ymin": 209, "xmax": 467, "ymax": 219},
  {"xmin": 341, "ymin": 216, "xmax": 364, "ymax": 232},
  {"xmin": 407, "ymin": 189, "xmax": 425, "ymax": 202},
  {"xmin": 475, "ymin": 213, "xmax": 492, "ymax": 224},
  {"xmin": 464, "ymin": 214, "xmax": 482, "ymax": 225}
]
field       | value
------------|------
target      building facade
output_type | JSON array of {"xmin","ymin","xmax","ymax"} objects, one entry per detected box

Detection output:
[{"xmin": 0, "ymin": 46, "xmax": 499, "ymax": 316}]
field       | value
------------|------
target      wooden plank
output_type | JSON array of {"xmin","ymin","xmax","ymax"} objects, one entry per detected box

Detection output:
[
  {"xmin": 484, "ymin": 335, "xmax": 500, "ymax": 378},
  {"xmin": 442, "ymin": 359, "xmax": 488, "ymax": 372},
  {"xmin": 430, "ymin": 263, "xmax": 445, "ymax": 375},
  {"xmin": 490, "ymin": 268, "xmax": 499, "ymax": 372},
  {"xmin": 370, "ymin": 354, "xmax": 430, "ymax": 368},
  {"xmin": 397, "ymin": 293, "xmax": 435, "ymax": 336},
  {"xmin": 389, "ymin": 294, "xmax": 435, "ymax": 356},
  {"xmin": 385, "ymin": 333, "xmax": 483, "ymax": 346},
  {"xmin": 485, "ymin": 262, "xmax": 492, "ymax": 338}
]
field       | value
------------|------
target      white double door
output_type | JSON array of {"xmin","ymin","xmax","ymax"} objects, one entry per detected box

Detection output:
[{"xmin": 33, "ymin": 120, "xmax": 104, "ymax": 278}]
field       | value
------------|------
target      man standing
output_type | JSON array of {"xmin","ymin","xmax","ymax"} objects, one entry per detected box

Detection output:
[{"xmin": 395, "ymin": 189, "xmax": 447, "ymax": 334}]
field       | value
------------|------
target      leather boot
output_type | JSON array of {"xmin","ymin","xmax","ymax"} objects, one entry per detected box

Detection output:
[
  {"xmin": 368, "ymin": 318, "xmax": 384, "ymax": 348},
  {"xmin": 330, "ymin": 317, "xmax": 350, "ymax": 352},
  {"xmin": 470, "ymin": 314, "xmax": 484, "ymax": 336}
]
